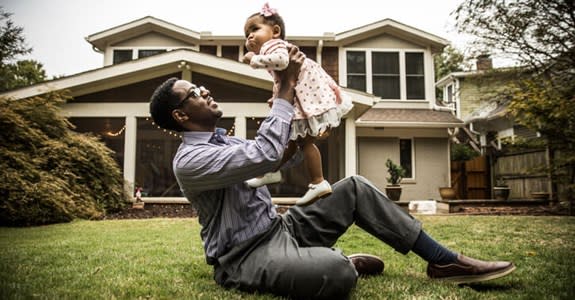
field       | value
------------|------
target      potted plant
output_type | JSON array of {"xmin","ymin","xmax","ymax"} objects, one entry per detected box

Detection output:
[
  {"xmin": 493, "ymin": 177, "xmax": 510, "ymax": 200},
  {"xmin": 385, "ymin": 159, "xmax": 406, "ymax": 201}
]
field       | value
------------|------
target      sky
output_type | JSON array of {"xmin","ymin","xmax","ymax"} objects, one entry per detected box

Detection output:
[{"xmin": 3, "ymin": 0, "xmax": 472, "ymax": 78}]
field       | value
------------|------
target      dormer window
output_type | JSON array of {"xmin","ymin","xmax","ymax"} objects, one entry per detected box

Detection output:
[
  {"xmin": 113, "ymin": 50, "xmax": 133, "ymax": 64},
  {"xmin": 138, "ymin": 49, "xmax": 166, "ymax": 58}
]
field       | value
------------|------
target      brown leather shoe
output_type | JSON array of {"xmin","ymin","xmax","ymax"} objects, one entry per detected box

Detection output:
[
  {"xmin": 348, "ymin": 253, "xmax": 384, "ymax": 276},
  {"xmin": 427, "ymin": 254, "xmax": 516, "ymax": 284}
]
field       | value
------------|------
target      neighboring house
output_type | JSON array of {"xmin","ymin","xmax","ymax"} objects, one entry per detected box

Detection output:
[
  {"xmin": 436, "ymin": 56, "xmax": 548, "ymax": 199},
  {"xmin": 1, "ymin": 16, "xmax": 463, "ymax": 202}
]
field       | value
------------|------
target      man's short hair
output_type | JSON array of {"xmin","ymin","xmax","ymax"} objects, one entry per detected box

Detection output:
[{"xmin": 149, "ymin": 77, "xmax": 186, "ymax": 132}]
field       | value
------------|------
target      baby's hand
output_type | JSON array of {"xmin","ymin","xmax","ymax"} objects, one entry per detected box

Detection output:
[{"xmin": 242, "ymin": 52, "xmax": 255, "ymax": 64}]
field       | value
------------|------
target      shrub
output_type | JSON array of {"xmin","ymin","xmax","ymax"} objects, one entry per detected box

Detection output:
[{"xmin": 0, "ymin": 93, "xmax": 129, "ymax": 226}]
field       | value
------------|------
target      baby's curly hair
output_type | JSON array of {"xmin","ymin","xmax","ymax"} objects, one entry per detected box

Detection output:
[
  {"xmin": 149, "ymin": 77, "xmax": 186, "ymax": 132},
  {"xmin": 248, "ymin": 10, "xmax": 286, "ymax": 40}
]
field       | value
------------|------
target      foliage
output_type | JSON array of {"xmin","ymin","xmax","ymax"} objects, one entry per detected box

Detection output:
[
  {"xmin": 454, "ymin": 0, "xmax": 575, "ymax": 206},
  {"xmin": 0, "ymin": 94, "xmax": 129, "ymax": 226},
  {"xmin": 434, "ymin": 45, "xmax": 470, "ymax": 80},
  {"xmin": 0, "ymin": 7, "xmax": 46, "ymax": 92},
  {"xmin": 385, "ymin": 159, "xmax": 405, "ymax": 185},
  {"xmin": 450, "ymin": 143, "xmax": 478, "ymax": 162}
]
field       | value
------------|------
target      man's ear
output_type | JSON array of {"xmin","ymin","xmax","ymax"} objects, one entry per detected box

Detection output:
[
  {"xmin": 172, "ymin": 109, "xmax": 189, "ymax": 124},
  {"xmin": 272, "ymin": 25, "xmax": 282, "ymax": 39}
]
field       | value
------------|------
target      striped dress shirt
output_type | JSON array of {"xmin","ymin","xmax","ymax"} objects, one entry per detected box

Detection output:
[{"xmin": 173, "ymin": 99, "xmax": 297, "ymax": 263}]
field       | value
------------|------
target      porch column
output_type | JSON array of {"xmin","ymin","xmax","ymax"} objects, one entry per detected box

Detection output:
[
  {"xmin": 234, "ymin": 116, "xmax": 246, "ymax": 138},
  {"xmin": 345, "ymin": 117, "xmax": 356, "ymax": 177},
  {"xmin": 123, "ymin": 116, "xmax": 137, "ymax": 198}
]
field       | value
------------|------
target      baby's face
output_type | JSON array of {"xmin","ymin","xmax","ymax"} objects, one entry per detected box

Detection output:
[{"xmin": 244, "ymin": 15, "xmax": 275, "ymax": 53}]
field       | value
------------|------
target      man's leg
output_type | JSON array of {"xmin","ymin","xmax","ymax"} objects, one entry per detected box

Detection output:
[
  {"xmin": 283, "ymin": 175, "xmax": 515, "ymax": 284},
  {"xmin": 284, "ymin": 175, "xmax": 421, "ymax": 254},
  {"xmin": 214, "ymin": 220, "xmax": 357, "ymax": 299}
]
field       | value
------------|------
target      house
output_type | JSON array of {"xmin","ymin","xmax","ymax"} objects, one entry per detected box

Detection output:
[
  {"xmin": 436, "ymin": 55, "xmax": 549, "ymax": 199},
  {"xmin": 1, "ymin": 16, "xmax": 463, "ymax": 202}
]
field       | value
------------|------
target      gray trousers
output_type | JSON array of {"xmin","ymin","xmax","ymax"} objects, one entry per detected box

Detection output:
[{"xmin": 214, "ymin": 175, "xmax": 422, "ymax": 299}]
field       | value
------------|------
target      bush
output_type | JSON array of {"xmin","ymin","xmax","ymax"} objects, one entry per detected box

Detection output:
[{"xmin": 0, "ymin": 93, "xmax": 129, "ymax": 226}]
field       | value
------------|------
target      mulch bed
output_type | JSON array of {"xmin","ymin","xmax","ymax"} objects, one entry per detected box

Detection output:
[
  {"xmin": 104, "ymin": 204, "xmax": 198, "ymax": 220},
  {"xmin": 103, "ymin": 203, "xmax": 570, "ymax": 220}
]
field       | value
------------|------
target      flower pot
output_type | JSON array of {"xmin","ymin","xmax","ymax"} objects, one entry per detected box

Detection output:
[
  {"xmin": 493, "ymin": 186, "xmax": 510, "ymax": 200},
  {"xmin": 385, "ymin": 185, "xmax": 402, "ymax": 201},
  {"xmin": 132, "ymin": 201, "xmax": 145, "ymax": 209},
  {"xmin": 438, "ymin": 187, "xmax": 456, "ymax": 200}
]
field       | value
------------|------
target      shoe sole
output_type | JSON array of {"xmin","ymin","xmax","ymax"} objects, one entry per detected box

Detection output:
[
  {"xmin": 295, "ymin": 190, "xmax": 332, "ymax": 207},
  {"xmin": 437, "ymin": 264, "xmax": 516, "ymax": 284}
]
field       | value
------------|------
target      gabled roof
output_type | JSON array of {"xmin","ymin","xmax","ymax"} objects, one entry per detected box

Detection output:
[
  {"xmin": 86, "ymin": 16, "xmax": 202, "ymax": 51},
  {"xmin": 0, "ymin": 49, "xmax": 272, "ymax": 100},
  {"xmin": 0, "ymin": 49, "xmax": 374, "ymax": 115},
  {"xmin": 356, "ymin": 108, "xmax": 464, "ymax": 128},
  {"xmin": 86, "ymin": 16, "xmax": 449, "ymax": 52},
  {"xmin": 335, "ymin": 19, "xmax": 449, "ymax": 53}
]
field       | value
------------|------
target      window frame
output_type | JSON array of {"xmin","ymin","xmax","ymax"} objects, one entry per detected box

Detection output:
[
  {"xmin": 343, "ymin": 49, "xmax": 427, "ymax": 101},
  {"xmin": 399, "ymin": 138, "xmax": 415, "ymax": 180}
]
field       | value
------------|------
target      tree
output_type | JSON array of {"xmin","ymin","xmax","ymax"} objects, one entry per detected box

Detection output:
[
  {"xmin": 0, "ymin": 7, "xmax": 46, "ymax": 92},
  {"xmin": 454, "ymin": 0, "xmax": 575, "ymax": 212},
  {"xmin": 434, "ymin": 45, "xmax": 470, "ymax": 80}
]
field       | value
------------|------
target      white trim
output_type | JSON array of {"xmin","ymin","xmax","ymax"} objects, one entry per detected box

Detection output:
[
  {"xmin": 356, "ymin": 121, "xmax": 464, "ymax": 128},
  {"xmin": 124, "ymin": 116, "xmax": 137, "ymax": 194},
  {"xmin": 345, "ymin": 117, "xmax": 357, "ymax": 176}
]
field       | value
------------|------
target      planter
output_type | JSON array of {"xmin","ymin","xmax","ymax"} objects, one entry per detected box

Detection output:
[
  {"xmin": 438, "ymin": 187, "xmax": 456, "ymax": 200},
  {"xmin": 385, "ymin": 185, "xmax": 402, "ymax": 201},
  {"xmin": 132, "ymin": 201, "xmax": 145, "ymax": 209},
  {"xmin": 493, "ymin": 186, "xmax": 510, "ymax": 200}
]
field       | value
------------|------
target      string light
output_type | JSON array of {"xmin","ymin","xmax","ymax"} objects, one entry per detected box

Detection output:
[
  {"xmin": 106, "ymin": 125, "xmax": 126, "ymax": 137},
  {"xmin": 146, "ymin": 117, "xmax": 182, "ymax": 138}
]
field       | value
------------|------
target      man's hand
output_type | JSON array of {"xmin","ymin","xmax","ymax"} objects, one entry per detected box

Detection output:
[{"xmin": 276, "ymin": 46, "xmax": 305, "ymax": 104}]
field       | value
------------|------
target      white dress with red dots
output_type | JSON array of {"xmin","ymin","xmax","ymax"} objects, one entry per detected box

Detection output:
[{"xmin": 249, "ymin": 39, "xmax": 353, "ymax": 140}]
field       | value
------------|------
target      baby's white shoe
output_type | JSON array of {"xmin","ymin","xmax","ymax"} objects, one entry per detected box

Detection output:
[
  {"xmin": 296, "ymin": 180, "xmax": 332, "ymax": 206},
  {"xmin": 245, "ymin": 171, "xmax": 282, "ymax": 188}
]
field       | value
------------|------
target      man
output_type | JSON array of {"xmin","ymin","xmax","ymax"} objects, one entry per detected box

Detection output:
[{"xmin": 149, "ymin": 47, "xmax": 515, "ymax": 299}]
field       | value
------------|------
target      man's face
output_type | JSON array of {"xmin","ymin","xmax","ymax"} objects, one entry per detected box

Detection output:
[{"xmin": 172, "ymin": 80, "xmax": 222, "ymax": 126}]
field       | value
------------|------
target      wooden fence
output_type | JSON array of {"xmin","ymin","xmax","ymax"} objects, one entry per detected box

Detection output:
[{"xmin": 493, "ymin": 149, "xmax": 550, "ymax": 199}]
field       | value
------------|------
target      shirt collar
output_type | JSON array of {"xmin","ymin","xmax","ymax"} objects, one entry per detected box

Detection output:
[{"xmin": 181, "ymin": 127, "xmax": 227, "ymax": 145}]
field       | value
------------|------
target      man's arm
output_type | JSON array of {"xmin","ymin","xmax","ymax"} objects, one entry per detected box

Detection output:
[{"xmin": 174, "ymin": 48, "xmax": 305, "ymax": 192}]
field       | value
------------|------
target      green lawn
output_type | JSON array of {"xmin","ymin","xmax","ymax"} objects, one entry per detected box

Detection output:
[{"xmin": 1, "ymin": 215, "xmax": 574, "ymax": 299}]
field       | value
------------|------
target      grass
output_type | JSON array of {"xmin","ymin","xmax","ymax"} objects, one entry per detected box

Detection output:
[{"xmin": 1, "ymin": 215, "xmax": 574, "ymax": 299}]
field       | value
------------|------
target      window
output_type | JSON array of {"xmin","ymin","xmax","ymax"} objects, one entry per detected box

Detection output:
[
  {"xmin": 346, "ymin": 51, "xmax": 366, "ymax": 92},
  {"xmin": 446, "ymin": 84, "xmax": 453, "ymax": 103},
  {"xmin": 345, "ymin": 50, "xmax": 426, "ymax": 100},
  {"xmin": 400, "ymin": 139, "xmax": 413, "ymax": 178},
  {"xmin": 138, "ymin": 49, "xmax": 166, "ymax": 58},
  {"xmin": 68, "ymin": 117, "xmax": 125, "ymax": 172},
  {"xmin": 113, "ymin": 50, "xmax": 133, "ymax": 64},
  {"xmin": 405, "ymin": 52, "xmax": 425, "ymax": 99},
  {"xmin": 221, "ymin": 46, "xmax": 239, "ymax": 60},
  {"xmin": 372, "ymin": 52, "xmax": 400, "ymax": 99},
  {"xmin": 135, "ymin": 118, "xmax": 181, "ymax": 197}
]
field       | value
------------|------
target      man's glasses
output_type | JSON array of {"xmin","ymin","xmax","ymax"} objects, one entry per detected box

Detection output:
[{"xmin": 176, "ymin": 85, "xmax": 206, "ymax": 107}]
